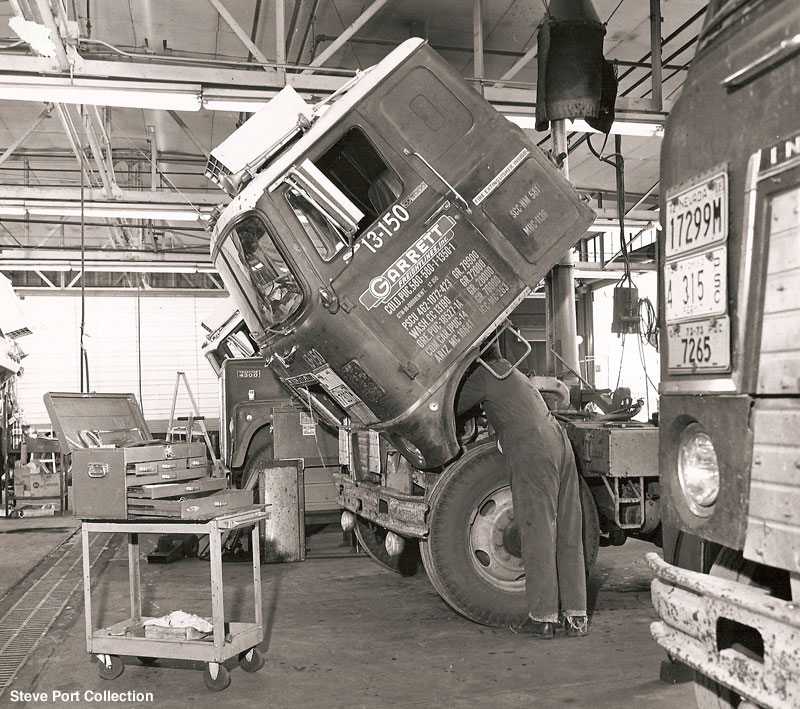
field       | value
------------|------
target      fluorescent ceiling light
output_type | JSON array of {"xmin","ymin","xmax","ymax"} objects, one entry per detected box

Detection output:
[
  {"xmin": 0, "ymin": 77, "xmax": 202, "ymax": 111},
  {"xmin": 567, "ymin": 119, "xmax": 664, "ymax": 137},
  {"xmin": 506, "ymin": 115, "xmax": 664, "ymax": 138},
  {"xmin": 0, "ymin": 260, "xmax": 216, "ymax": 274},
  {"xmin": 202, "ymin": 92, "xmax": 272, "ymax": 112},
  {"xmin": 203, "ymin": 99, "xmax": 270, "ymax": 112},
  {"xmin": 0, "ymin": 202, "xmax": 211, "ymax": 222}
]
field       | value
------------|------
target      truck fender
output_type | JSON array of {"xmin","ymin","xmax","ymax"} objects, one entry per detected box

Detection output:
[{"xmin": 230, "ymin": 399, "xmax": 281, "ymax": 469}]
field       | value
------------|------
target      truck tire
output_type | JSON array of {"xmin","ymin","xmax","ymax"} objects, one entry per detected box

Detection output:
[
  {"xmin": 693, "ymin": 672, "xmax": 742, "ymax": 709},
  {"xmin": 239, "ymin": 443, "xmax": 274, "ymax": 490},
  {"xmin": 354, "ymin": 518, "xmax": 422, "ymax": 577},
  {"xmin": 419, "ymin": 441, "xmax": 600, "ymax": 627}
]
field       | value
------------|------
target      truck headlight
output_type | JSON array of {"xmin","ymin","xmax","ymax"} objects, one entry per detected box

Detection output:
[{"xmin": 677, "ymin": 423, "xmax": 720, "ymax": 517}]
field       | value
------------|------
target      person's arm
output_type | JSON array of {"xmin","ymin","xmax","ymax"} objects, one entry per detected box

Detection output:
[{"xmin": 455, "ymin": 365, "xmax": 488, "ymax": 414}]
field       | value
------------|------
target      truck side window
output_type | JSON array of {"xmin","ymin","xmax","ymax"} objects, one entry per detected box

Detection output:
[
  {"xmin": 286, "ymin": 187, "xmax": 348, "ymax": 260},
  {"xmin": 284, "ymin": 127, "xmax": 402, "ymax": 262},
  {"xmin": 231, "ymin": 215, "xmax": 303, "ymax": 328}
]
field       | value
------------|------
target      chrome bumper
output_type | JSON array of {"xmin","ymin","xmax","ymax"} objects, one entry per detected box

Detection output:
[
  {"xmin": 331, "ymin": 472, "xmax": 429, "ymax": 538},
  {"xmin": 647, "ymin": 552, "xmax": 800, "ymax": 709}
]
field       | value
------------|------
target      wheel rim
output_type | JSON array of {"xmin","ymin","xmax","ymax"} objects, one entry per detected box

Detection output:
[{"xmin": 468, "ymin": 484, "xmax": 525, "ymax": 591}]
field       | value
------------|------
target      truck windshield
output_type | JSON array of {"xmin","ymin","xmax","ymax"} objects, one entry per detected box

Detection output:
[{"xmin": 224, "ymin": 215, "xmax": 303, "ymax": 330}]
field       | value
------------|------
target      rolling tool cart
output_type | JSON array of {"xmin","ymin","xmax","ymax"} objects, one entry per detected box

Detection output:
[
  {"xmin": 44, "ymin": 391, "xmax": 271, "ymax": 690},
  {"xmin": 81, "ymin": 509, "xmax": 270, "ymax": 691}
]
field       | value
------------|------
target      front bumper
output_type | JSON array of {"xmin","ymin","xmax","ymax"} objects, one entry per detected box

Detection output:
[
  {"xmin": 647, "ymin": 552, "xmax": 800, "ymax": 709},
  {"xmin": 331, "ymin": 472, "xmax": 429, "ymax": 538}
]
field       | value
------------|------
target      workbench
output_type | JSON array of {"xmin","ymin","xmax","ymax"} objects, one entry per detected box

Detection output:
[{"xmin": 81, "ymin": 506, "xmax": 270, "ymax": 691}]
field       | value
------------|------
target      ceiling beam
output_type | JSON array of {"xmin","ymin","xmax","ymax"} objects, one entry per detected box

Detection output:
[
  {"xmin": 0, "ymin": 246, "xmax": 216, "ymax": 273},
  {"xmin": 495, "ymin": 43, "xmax": 538, "ymax": 86},
  {"xmin": 206, "ymin": 0, "xmax": 273, "ymax": 71},
  {"xmin": 0, "ymin": 103, "xmax": 53, "ymax": 168},
  {"xmin": 31, "ymin": 0, "xmax": 71, "ymax": 70},
  {"xmin": 0, "ymin": 54, "xmax": 343, "ymax": 90},
  {"xmin": 167, "ymin": 111, "xmax": 210, "ymax": 159},
  {"xmin": 0, "ymin": 59, "xmax": 669, "ymax": 120},
  {"xmin": 302, "ymin": 0, "xmax": 391, "ymax": 73},
  {"xmin": 0, "ymin": 186, "xmax": 223, "ymax": 205}
]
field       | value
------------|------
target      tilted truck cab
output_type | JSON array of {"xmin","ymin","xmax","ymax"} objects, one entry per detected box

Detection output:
[
  {"xmin": 206, "ymin": 38, "xmax": 669, "ymax": 626},
  {"xmin": 209, "ymin": 38, "xmax": 594, "ymax": 471},
  {"xmin": 647, "ymin": 0, "xmax": 800, "ymax": 706}
]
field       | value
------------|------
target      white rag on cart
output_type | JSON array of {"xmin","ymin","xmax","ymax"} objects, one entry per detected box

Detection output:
[{"xmin": 143, "ymin": 610, "xmax": 213, "ymax": 633}]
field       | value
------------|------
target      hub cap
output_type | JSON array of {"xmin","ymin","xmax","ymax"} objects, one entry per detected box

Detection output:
[{"xmin": 468, "ymin": 485, "xmax": 525, "ymax": 591}]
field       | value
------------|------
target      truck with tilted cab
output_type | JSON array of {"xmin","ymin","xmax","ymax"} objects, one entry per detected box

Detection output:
[{"xmin": 205, "ymin": 38, "xmax": 660, "ymax": 624}]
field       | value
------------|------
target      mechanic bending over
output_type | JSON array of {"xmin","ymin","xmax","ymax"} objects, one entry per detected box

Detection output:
[{"xmin": 456, "ymin": 341, "xmax": 589, "ymax": 639}]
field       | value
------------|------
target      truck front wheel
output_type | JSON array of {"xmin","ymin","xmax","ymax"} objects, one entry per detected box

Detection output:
[{"xmin": 419, "ymin": 441, "xmax": 599, "ymax": 627}]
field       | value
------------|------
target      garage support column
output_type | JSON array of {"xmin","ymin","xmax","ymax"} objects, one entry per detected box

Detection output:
[
  {"xmin": 650, "ymin": 0, "xmax": 663, "ymax": 112},
  {"xmin": 275, "ymin": 0, "xmax": 286, "ymax": 85},
  {"xmin": 545, "ymin": 120, "xmax": 580, "ymax": 386},
  {"xmin": 473, "ymin": 0, "xmax": 484, "ymax": 96}
]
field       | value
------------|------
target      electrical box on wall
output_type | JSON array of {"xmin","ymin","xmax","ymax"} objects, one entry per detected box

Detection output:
[{"xmin": 612, "ymin": 285, "xmax": 639, "ymax": 334}]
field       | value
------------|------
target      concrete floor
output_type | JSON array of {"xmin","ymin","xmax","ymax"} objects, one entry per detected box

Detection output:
[{"xmin": 1, "ymin": 520, "xmax": 695, "ymax": 708}]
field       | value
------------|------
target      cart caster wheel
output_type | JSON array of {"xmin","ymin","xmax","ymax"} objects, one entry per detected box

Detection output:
[
  {"xmin": 203, "ymin": 663, "xmax": 231, "ymax": 691},
  {"xmin": 183, "ymin": 534, "xmax": 199, "ymax": 558},
  {"xmin": 137, "ymin": 656, "xmax": 158, "ymax": 666},
  {"xmin": 97, "ymin": 655, "xmax": 124, "ymax": 680},
  {"xmin": 239, "ymin": 647, "xmax": 264, "ymax": 673}
]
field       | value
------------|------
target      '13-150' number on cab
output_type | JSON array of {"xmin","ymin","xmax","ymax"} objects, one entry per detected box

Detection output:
[{"xmin": 343, "ymin": 205, "xmax": 410, "ymax": 261}]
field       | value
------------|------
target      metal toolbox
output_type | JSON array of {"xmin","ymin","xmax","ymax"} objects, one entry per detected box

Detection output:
[
  {"xmin": 565, "ymin": 421, "xmax": 659, "ymax": 478},
  {"xmin": 44, "ymin": 392, "xmax": 213, "ymax": 519}
]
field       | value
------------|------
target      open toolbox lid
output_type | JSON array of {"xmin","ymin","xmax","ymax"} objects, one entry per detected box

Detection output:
[{"xmin": 44, "ymin": 392, "xmax": 153, "ymax": 456}]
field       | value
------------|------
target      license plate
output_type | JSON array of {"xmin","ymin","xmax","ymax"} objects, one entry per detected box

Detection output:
[
  {"xmin": 665, "ymin": 247, "xmax": 727, "ymax": 323},
  {"xmin": 665, "ymin": 170, "xmax": 728, "ymax": 259},
  {"xmin": 667, "ymin": 317, "xmax": 730, "ymax": 373}
]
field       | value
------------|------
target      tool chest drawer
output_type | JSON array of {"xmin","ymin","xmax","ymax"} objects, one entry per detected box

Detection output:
[
  {"xmin": 127, "ymin": 489, "xmax": 254, "ymax": 519},
  {"xmin": 126, "ymin": 467, "xmax": 205, "ymax": 487},
  {"xmin": 127, "ymin": 477, "xmax": 227, "ymax": 500}
]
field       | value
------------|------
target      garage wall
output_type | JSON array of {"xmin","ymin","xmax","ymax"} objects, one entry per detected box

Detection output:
[
  {"xmin": 592, "ymin": 272, "xmax": 661, "ymax": 421},
  {"xmin": 14, "ymin": 292, "xmax": 227, "ymax": 432}
]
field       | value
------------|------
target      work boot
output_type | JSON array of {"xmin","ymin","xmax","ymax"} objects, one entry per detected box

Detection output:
[
  {"xmin": 563, "ymin": 615, "xmax": 589, "ymax": 638},
  {"xmin": 509, "ymin": 616, "xmax": 555, "ymax": 638}
]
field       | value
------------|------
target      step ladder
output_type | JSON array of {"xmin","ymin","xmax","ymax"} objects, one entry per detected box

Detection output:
[{"xmin": 166, "ymin": 371, "xmax": 218, "ymax": 467}]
